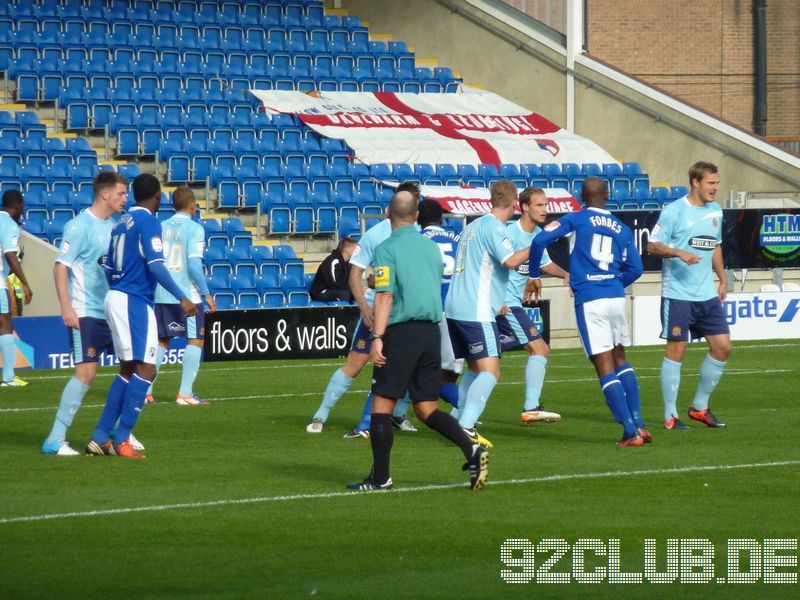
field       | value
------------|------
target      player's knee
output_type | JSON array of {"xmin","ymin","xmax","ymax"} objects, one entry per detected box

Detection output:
[
  {"xmin": 342, "ymin": 352, "xmax": 368, "ymax": 377},
  {"xmin": 713, "ymin": 342, "xmax": 732, "ymax": 361}
]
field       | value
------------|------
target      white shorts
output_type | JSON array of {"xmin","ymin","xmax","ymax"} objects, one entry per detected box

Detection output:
[
  {"xmin": 439, "ymin": 317, "xmax": 464, "ymax": 374},
  {"xmin": 575, "ymin": 297, "xmax": 630, "ymax": 357},
  {"xmin": 105, "ymin": 290, "xmax": 158, "ymax": 364}
]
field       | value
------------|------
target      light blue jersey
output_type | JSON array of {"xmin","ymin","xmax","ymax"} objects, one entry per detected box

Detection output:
[
  {"xmin": 55, "ymin": 208, "xmax": 115, "ymax": 319},
  {"xmin": 445, "ymin": 214, "xmax": 515, "ymax": 323},
  {"xmin": 154, "ymin": 213, "xmax": 205, "ymax": 304},
  {"xmin": 350, "ymin": 219, "xmax": 394, "ymax": 306},
  {"xmin": 504, "ymin": 219, "xmax": 551, "ymax": 308},
  {"xmin": 649, "ymin": 197, "xmax": 722, "ymax": 301},
  {"xmin": 0, "ymin": 211, "xmax": 19, "ymax": 290}
]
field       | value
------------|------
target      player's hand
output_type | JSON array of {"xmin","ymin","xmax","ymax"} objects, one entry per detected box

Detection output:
[
  {"xmin": 717, "ymin": 281, "xmax": 728, "ymax": 303},
  {"xmin": 22, "ymin": 283, "xmax": 32, "ymax": 305},
  {"xmin": 180, "ymin": 297, "xmax": 198, "ymax": 317},
  {"xmin": 205, "ymin": 293, "xmax": 217, "ymax": 314},
  {"xmin": 499, "ymin": 304, "xmax": 509, "ymax": 316},
  {"xmin": 524, "ymin": 278, "xmax": 542, "ymax": 304},
  {"xmin": 370, "ymin": 338, "xmax": 386, "ymax": 367},
  {"xmin": 563, "ymin": 274, "xmax": 574, "ymax": 297},
  {"xmin": 360, "ymin": 303, "xmax": 374, "ymax": 329},
  {"xmin": 677, "ymin": 250, "xmax": 701, "ymax": 265},
  {"xmin": 61, "ymin": 305, "xmax": 80, "ymax": 329}
]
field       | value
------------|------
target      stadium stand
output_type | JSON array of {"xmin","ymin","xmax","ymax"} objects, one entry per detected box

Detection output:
[{"xmin": 0, "ymin": 0, "xmax": 674, "ymax": 309}]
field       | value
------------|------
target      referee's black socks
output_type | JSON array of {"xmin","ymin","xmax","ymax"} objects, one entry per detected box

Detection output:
[
  {"xmin": 370, "ymin": 413, "xmax": 394, "ymax": 485},
  {"xmin": 424, "ymin": 409, "xmax": 474, "ymax": 459}
]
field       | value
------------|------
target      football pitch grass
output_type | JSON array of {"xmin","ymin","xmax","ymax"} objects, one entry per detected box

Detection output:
[{"xmin": 1, "ymin": 339, "xmax": 799, "ymax": 598}]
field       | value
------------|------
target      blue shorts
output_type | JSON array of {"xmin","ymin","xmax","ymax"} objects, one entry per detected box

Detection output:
[
  {"xmin": 660, "ymin": 297, "xmax": 730, "ymax": 341},
  {"xmin": 155, "ymin": 303, "xmax": 206, "ymax": 339},
  {"xmin": 70, "ymin": 317, "xmax": 115, "ymax": 364},
  {"xmin": 349, "ymin": 316, "xmax": 372, "ymax": 354},
  {"xmin": 496, "ymin": 306, "xmax": 543, "ymax": 351},
  {"xmin": 447, "ymin": 318, "xmax": 501, "ymax": 360}
]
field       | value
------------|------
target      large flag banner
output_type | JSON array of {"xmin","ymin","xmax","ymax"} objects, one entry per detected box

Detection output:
[
  {"xmin": 251, "ymin": 88, "xmax": 617, "ymax": 166},
  {"xmin": 387, "ymin": 182, "xmax": 582, "ymax": 215}
]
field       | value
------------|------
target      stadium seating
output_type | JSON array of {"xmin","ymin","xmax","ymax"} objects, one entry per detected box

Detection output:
[{"xmin": 1, "ymin": 0, "xmax": 661, "ymax": 310}]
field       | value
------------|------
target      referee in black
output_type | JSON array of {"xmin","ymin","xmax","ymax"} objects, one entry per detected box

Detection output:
[{"xmin": 347, "ymin": 190, "xmax": 489, "ymax": 492}]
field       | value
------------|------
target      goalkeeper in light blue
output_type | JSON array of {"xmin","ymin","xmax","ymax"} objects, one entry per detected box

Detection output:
[
  {"xmin": 42, "ymin": 172, "xmax": 128, "ymax": 455},
  {"xmin": 151, "ymin": 187, "xmax": 216, "ymax": 406},
  {"xmin": 647, "ymin": 162, "xmax": 731, "ymax": 430}
]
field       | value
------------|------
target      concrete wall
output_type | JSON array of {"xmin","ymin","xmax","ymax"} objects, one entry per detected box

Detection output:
[{"xmin": 19, "ymin": 232, "xmax": 59, "ymax": 317}]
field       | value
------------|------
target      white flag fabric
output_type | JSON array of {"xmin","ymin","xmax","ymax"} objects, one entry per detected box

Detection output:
[{"xmin": 250, "ymin": 88, "xmax": 617, "ymax": 167}]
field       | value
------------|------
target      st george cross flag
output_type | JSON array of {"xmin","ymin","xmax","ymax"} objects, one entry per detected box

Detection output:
[{"xmin": 250, "ymin": 88, "xmax": 617, "ymax": 167}]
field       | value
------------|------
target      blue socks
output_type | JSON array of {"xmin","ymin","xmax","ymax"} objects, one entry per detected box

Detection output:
[
  {"xmin": 439, "ymin": 382, "xmax": 459, "ymax": 409},
  {"xmin": 693, "ymin": 354, "xmax": 726, "ymax": 411},
  {"xmin": 314, "ymin": 368, "xmax": 353, "ymax": 422},
  {"xmin": 147, "ymin": 345, "xmax": 167, "ymax": 395},
  {"xmin": 92, "ymin": 375, "xmax": 129, "ymax": 443},
  {"xmin": 357, "ymin": 392, "xmax": 372, "ymax": 431},
  {"xmin": 179, "ymin": 344, "xmax": 202, "ymax": 396},
  {"xmin": 615, "ymin": 362, "xmax": 644, "ymax": 428},
  {"xmin": 0, "ymin": 333, "xmax": 16, "ymax": 382},
  {"xmin": 661, "ymin": 358, "xmax": 682, "ymax": 421},
  {"xmin": 458, "ymin": 372, "xmax": 497, "ymax": 429},
  {"xmin": 46, "ymin": 377, "xmax": 90, "ymax": 443},
  {"xmin": 600, "ymin": 372, "xmax": 636, "ymax": 437},
  {"xmin": 524, "ymin": 355, "xmax": 548, "ymax": 411},
  {"xmin": 115, "ymin": 374, "xmax": 151, "ymax": 444}
]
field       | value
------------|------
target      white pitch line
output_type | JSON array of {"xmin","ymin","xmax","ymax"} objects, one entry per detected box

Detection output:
[
  {"xmin": 15, "ymin": 341, "xmax": 800, "ymax": 382},
  {"xmin": 0, "ymin": 368, "xmax": 790, "ymax": 414},
  {"xmin": 1, "ymin": 459, "xmax": 797, "ymax": 525}
]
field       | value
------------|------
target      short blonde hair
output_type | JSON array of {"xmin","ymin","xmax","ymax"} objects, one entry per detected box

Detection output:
[{"xmin": 490, "ymin": 180, "xmax": 518, "ymax": 208}]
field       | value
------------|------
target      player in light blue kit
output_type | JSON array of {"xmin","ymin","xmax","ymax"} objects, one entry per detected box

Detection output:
[
  {"xmin": 307, "ymin": 182, "xmax": 417, "ymax": 437},
  {"xmin": 497, "ymin": 187, "xmax": 568, "ymax": 424},
  {"xmin": 85, "ymin": 174, "xmax": 196, "ymax": 459},
  {"xmin": 150, "ymin": 187, "xmax": 216, "ymax": 406},
  {"xmin": 445, "ymin": 181, "xmax": 531, "ymax": 449},
  {"xmin": 647, "ymin": 162, "xmax": 731, "ymax": 430},
  {"xmin": 527, "ymin": 177, "xmax": 647, "ymax": 446},
  {"xmin": 418, "ymin": 199, "xmax": 461, "ymax": 410},
  {"xmin": 42, "ymin": 172, "xmax": 128, "ymax": 455},
  {"xmin": 0, "ymin": 190, "xmax": 33, "ymax": 387}
]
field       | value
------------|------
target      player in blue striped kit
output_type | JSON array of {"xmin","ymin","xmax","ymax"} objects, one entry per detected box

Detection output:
[
  {"xmin": 85, "ymin": 174, "xmax": 196, "ymax": 459},
  {"xmin": 42, "ymin": 172, "xmax": 128, "ymax": 455},
  {"xmin": 647, "ymin": 162, "xmax": 731, "ymax": 430},
  {"xmin": 150, "ymin": 186, "xmax": 216, "ymax": 406},
  {"xmin": 526, "ymin": 177, "xmax": 649, "ymax": 446}
]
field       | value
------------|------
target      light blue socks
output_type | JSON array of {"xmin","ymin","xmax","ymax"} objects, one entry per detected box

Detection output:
[
  {"xmin": 46, "ymin": 376, "xmax": 90, "ymax": 443},
  {"xmin": 0, "ymin": 333, "xmax": 16, "ymax": 381},
  {"xmin": 524, "ymin": 355, "xmax": 548, "ymax": 411},
  {"xmin": 314, "ymin": 368, "xmax": 353, "ymax": 422},
  {"xmin": 692, "ymin": 354, "xmax": 726, "ymax": 411},
  {"xmin": 661, "ymin": 358, "xmax": 682, "ymax": 421},
  {"xmin": 458, "ymin": 372, "xmax": 497, "ymax": 429},
  {"xmin": 179, "ymin": 344, "xmax": 202, "ymax": 396}
]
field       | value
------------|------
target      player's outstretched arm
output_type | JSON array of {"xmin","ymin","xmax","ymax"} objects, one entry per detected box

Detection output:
[{"xmin": 646, "ymin": 241, "xmax": 700, "ymax": 265}]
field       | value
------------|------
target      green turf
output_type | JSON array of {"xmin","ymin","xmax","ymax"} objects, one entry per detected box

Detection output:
[{"xmin": 1, "ymin": 340, "xmax": 799, "ymax": 598}]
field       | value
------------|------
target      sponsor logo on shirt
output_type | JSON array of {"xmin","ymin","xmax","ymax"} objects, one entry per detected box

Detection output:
[
  {"xmin": 151, "ymin": 237, "xmax": 163, "ymax": 253},
  {"xmin": 689, "ymin": 235, "xmax": 717, "ymax": 251},
  {"xmin": 502, "ymin": 238, "xmax": 513, "ymax": 251},
  {"xmin": 58, "ymin": 241, "xmax": 70, "ymax": 257}
]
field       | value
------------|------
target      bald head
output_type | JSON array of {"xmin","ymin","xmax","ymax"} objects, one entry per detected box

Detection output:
[
  {"xmin": 388, "ymin": 190, "xmax": 418, "ymax": 227},
  {"xmin": 581, "ymin": 177, "xmax": 608, "ymax": 208}
]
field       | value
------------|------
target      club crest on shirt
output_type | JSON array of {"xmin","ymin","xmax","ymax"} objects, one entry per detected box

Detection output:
[{"xmin": 712, "ymin": 218, "xmax": 719, "ymax": 227}]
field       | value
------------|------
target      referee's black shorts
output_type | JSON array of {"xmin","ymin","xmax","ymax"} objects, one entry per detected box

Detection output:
[{"xmin": 371, "ymin": 321, "xmax": 441, "ymax": 402}]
